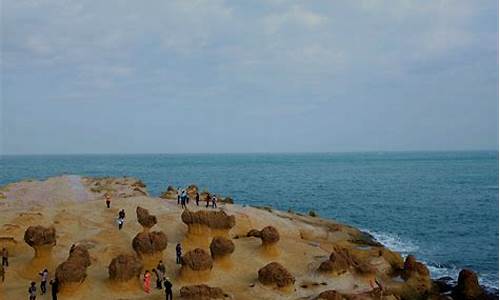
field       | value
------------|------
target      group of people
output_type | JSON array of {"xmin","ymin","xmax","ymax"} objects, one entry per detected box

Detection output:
[
  {"xmin": 176, "ymin": 188, "xmax": 218, "ymax": 209},
  {"xmin": 143, "ymin": 260, "xmax": 173, "ymax": 300},
  {"xmin": 28, "ymin": 269, "xmax": 60, "ymax": 300}
]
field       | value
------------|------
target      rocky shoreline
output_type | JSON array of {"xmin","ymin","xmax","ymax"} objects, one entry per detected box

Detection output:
[{"xmin": 0, "ymin": 175, "xmax": 497, "ymax": 300}]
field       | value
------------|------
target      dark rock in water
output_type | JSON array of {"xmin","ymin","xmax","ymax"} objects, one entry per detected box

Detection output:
[
  {"xmin": 434, "ymin": 276, "xmax": 455, "ymax": 293},
  {"xmin": 452, "ymin": 269, "xmax": 495, "ymax": 300}
]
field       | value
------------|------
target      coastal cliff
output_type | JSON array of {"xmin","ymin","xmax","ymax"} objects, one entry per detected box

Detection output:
[{"xmin": 0, "ymin": 176, "xmax": 495, "ymax": 300}]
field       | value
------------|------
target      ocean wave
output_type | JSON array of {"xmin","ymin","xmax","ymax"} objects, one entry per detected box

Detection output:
[{"xmin": 364, "ymin": 230, "xmax": 499, "ymax": 291}]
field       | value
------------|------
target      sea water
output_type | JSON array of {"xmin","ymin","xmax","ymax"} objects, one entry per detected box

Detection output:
[{"xmin": 1, "ymin": 151, "xmax": 498, "ymax": 289}]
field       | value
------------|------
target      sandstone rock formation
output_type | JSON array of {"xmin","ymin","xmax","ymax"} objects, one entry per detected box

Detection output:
[
  {"xmin": 315, "ymin": 290, "xmax": 343, "ymax": 300},
  {"xmin": 181, "ymin": 209, "xmax": 236, "ymax": 231},
  {"xmin": 108, "ymin": 254, "xmax": 143, "ymax": 282},
  {"xmin": 23, "ymin": 225, "xmax": 56, "ymax": 257},
  {"xmin": 452, "ymin": 269, "xmax": 489, "ymax": 300},
  {"xmin": 55, "ymin": 245, "xmax": 91, "ymax": 290},
  {"xmin": 179, "ymin": 284, "xmax": 227, "ymax": 299},
  {"xmin": 247, "ymin": 226, "xmax": 280, "ymax": 246},
  {"xmin": 186, "ymin": 184, "xmax": 199, "ymax": 198},
  {"xmin": 181, "ymin": 248, "xmax": 213, "ymax": 272},
  {"xmin": 318, "ymin": 245, "xmax": 375, "ymax": 276},
  {"xmin": 160, "ymin": 186, "xmax": 177, "ymax": 199},
  {"xmin": 132, "ymin": 231, "xmax": 167, "ymax": 257},
  {"xmin": 209, "ymin": 236, "xmax": 235, "ymax": 259},
  {"xmin": 387, "ymin": 255, "xmax": 432, "ymax": 300},
  {"xmin": 136, "ymin": 206, "xmax": 157, "ymax": 229},
  {"xmin": 258, "ymin": 262, "xmax": 295, "ymax": 288}
]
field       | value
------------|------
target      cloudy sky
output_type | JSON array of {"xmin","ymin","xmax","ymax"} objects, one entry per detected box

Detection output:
[{"xmin": 1, "ymin": 0, "xmax": 498, "ymax": 154}]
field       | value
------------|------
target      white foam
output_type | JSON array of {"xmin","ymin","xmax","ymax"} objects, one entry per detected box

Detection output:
[{"xmin": 362, "ymin": 229, "xmax": 419, "ymax": 254}]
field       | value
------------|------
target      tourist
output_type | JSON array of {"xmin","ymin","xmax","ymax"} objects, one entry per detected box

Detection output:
[
  {"xmin": 157, "ymin": 260, "xmax": 166, "ymax": 277},
  {"xmin": 50, "ymin": 278, "xmax": 59, "ymax": 300},
  {"xmin": 164, "ymin": 277, "xmax": 173, "ymax": 300},
  {"xmin": 117, "ymin": 209, "xmax": 126, "ymax": 230},
  {"xmin": 39, "ymin": 268, "xmax": 48, "ymax": 294},
  {"xmin": 205, "ymin": 193, "xmax": 211, "ymax": 208},
  {"xmin": 152, "ymin": 269, "xmax": 162, "ymax": 289},
  {"xmin": 105, "ymin": 193, "xmax": 111, "ymax": 208},
  {"xmin": 211, "ymin": 194, "xmax": 217, "ymax": 209},
  {"xmin": 118, "ymin": 209, "xmax": 126, "ymax": 220},
  {"xmin": 1, "ymin": 247, "xmax": 8, "ymax": 267},
  {"xmin": 181, "ymin": 192, "xmax": 186, "ymax": 209},
  {"xmin": 175, "ymin": 243, "xmax": 182, "ymax": 264},
  {"xmin": 143, "ymin": 270, "xmax": 151, "ymax": 293},
  {"xmin": 177, "ymin": 188, "xmax": 181, "ymax": 205},
  {"xmin": 117, "ymin": 217, "xmax": 124, "ymax": 230},
  {"xmin": 196, "ymin": 192, "xmax": 200, "ymax": 206},
  {"xmin": 28, "ymin": 281, "xmax": 37, "ymax": 300},
  {"xmin": 0, "ymin": 264, "xmax": 4, "ymax": 282}
]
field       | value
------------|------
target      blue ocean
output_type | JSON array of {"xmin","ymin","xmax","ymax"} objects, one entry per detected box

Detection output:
[{"xmin": 1, "ymin": 151, "xmax": 498, "ymax": 289}]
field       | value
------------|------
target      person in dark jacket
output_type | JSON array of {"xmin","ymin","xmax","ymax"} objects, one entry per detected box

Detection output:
[
  {"xmin": 50, "ymin": 278, "xmax": 59, "ymax": 300},
  {"xmin": 164, "ymin": 277, "xmax": 173, "ymax": 300},
  {"xmin": 175, "ymin": 243, "xmax": 182, "ymax": 264},
  {"xmin": 195, "ymin": 192, "xmax": 200, "ymax": 206}
]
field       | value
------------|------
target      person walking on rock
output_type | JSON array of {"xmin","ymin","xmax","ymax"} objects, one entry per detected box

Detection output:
[
  {"xmin": 28, "ymin": 281, "xmax": 37, "ymax": 300},
  {"xmin": 39, "ymin": 268, "xmax": 48, "ymax": 294},
  {"xmin": 105, "ymin": 193, "xmax": 111, "ymax": 208},
  {"xmin": 177, "ymin": 188, "xmax": 181, "ymax": 205},
  {"xmin": 195, "ymin": 192, "xmax": 200, "ymax": 206},
  {"xmin": 1, "ymin": 247, "xmax": 8, "ymax": 267},
  {"xmin": 164, "ymin": 277, "xmax": 173, "ymax": 300},
  {"xmin": 175, "ymin": 243, "xmax": 182, "ymax": 264},
  {"xmin": 152, "ymin": 269, "xmax": 162, "ymax": 289},
  {"xmin": 143, "ymin": 270, "xmax": 151, "ymax": 293},
  {"xmin": 50, "ymin": 278, "xmax": 59, "ymax": 300},
  {"xmin": 211, "ymin": 195, "xmax": 217, "ymax": 209},
  {"xmin": 205, "ymin": 193, "xmax": 211, "ymax": 208},
  {"xmin": 117, "ymin": 209, "xmax": 125, "ymax": 230}
]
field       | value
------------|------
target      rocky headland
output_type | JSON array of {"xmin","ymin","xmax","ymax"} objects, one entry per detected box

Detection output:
[{"xmin": 0, "ymin": 175, "xmax": 496, "ymax": 300}]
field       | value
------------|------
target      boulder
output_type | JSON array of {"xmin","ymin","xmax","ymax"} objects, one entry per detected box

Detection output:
[
  {"xmin": 24, "ymin": 225, "xmax": 56, "ymax": 248},
  {"xmin": 180, "ymin": 284, "xmax": 226, "ymax": 299},
  {"xmin": 181, "ymin": 248, "xmax": 213, "ymax": 271},
  {"xmin": 258, "ymin": 262, "xmax": 295, "ymax": 288},
  {"xmin": 452, "ymin": 269, "xmax": 488, "ymax": 300},
  {"xmin": 181, "ymin": 209, "xmax": 235, "ymax": 230},
  {"xmin": 209, "ymin": 236, "xmax": 235, "ymax": 259},
  {"xmin": 132, "ymin": 231, "xmax": 168, "ymax": 256},
  {"xmin": 108, "ymin": 254, "xmax": 143, "ymax": 282},
  {"xmin": 55, "ymin": 244, "xmax": 92, "ymax": 288},
  {"xmin": 136, "ymin": 206, "xmax": 157, "ymax": 229},
  {"xmin": 316, "ymin": 290, "xmax": 344, "ymax": 300},
  {"xmin": 247, "ymin": 226, "xmax": 280, "ymax": 246},
  {"xmin": 186, "ymin": 184, "xmax": 199, "ymax": 197},
  {"xmin": 160, "ymin": 186, "xmax": 177, "ymax": 199}
]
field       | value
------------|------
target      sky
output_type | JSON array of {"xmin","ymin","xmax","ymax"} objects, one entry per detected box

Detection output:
[{"xmin": 1, "ymin": 0, "xmax": 498, "ymax": 154}]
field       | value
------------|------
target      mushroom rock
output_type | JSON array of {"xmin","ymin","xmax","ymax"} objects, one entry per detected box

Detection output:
[
  {"xmin": 181, "ymin": 248, "xmax": 213, "ymax": 271},
  {"xmin": 315, "ymin": 290, "xmax": 344, "ymax": 300},
  {"xmin": 186, "ymin": 184, "xmax": 199, "ymax": 197},
  {"xmin": 317, "ymin": 250, "xmax": 349, "ymax": 275},
  {"xmin": 108, "ymin": 254, "xmax": 143, "ymax": 282},
  {"xmin": 452, "ymin": 269, "xmax": 489, "ymax": 300},
  {"xmin": 258, "ymin": 262, "xmax": 295, "ymax": 289},
  {"xmin": 55, "ymin": 245, "xmax": 92, "ymax": 292},
  {"xmin": 181, "ymin": 209, "xmax": 235, "ymax": 237},
  {"xmin": 23, "ymin": 225, "xmax": 56, "ymax": 258},
  {"xmin": 180, "ymin": 284, "xmax": 227, "ymax": 300},
  {"xmin": 209, "ymin": 236, "xmax": 235, "ymax": 259},
  {"xmin": 132, "ymin": 231, "xmax": 167, "ymax": 257},
  {"xmin": 246, "ymin": 226, "xmax": 280, "ymax": 246},
  {"xmin": 136, "ymin": 206, "xmax": 157, "ymax": 229}
]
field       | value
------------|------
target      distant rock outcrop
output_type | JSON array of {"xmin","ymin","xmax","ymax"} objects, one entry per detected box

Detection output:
[
  {"xmin": 181, "ymin": 248, "xmax": 213, "ymax": 272},
  {"xmin": 132, "ymin": 231, "xmax": 167, "ymax": 257},
  {"xmin": 180, "ymin": 284, "xmax": 227, "ymax": 299},
  {"xmin": 452, "ymin": 269, "xmax": 490, "ymax": 300},
  {"xmin": 160, "ymin": 186, "xmax": 177, "ymax": 199},
  {"xmin": 55, "ymin": 245, "xmax": 91, "ymax": 290},
  {"xmin": 23, "ymin": 225, "xmax": 56, "ymax": 257},
  {"xmin": 181, "ymin": 209, "xmax": 236, "ymax": 231},
  {"xmin": 136, "ymin": 206, "xmax": 157, "ymax": 229},
  {"xmin": 108, "ymin": 254, "xmax": 143, "ymax": 282},
  {"xmin": 247, "ymin": 226, "xmax": 280, "ymax": 246},
  {"xmin": 258, "ymin": 262, "xmax": 295, "ymax": 288},
  {"xmin": 209, "ymin": 236, "xmax": 235, "ymax": 259}
]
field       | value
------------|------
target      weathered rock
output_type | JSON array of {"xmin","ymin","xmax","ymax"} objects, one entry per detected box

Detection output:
[
  {"xmin": 186, "ymin": 184, "xmax": 199, "ymax": 197},
  {"xmin": 316, "ymin": 290, "xmax": 344, "ymax": 300},
  {"xmin": 452, "ymin": 269, "xmax": 488, "ymax": 300},
  {"xmin": 55, "ymin": 244, "xmax": 92, "ymax": 288},
  {"xmin": 247, "ymin": 226, "xmax": 280, "ymax": 246},
  {"xmin": 209, "ymin": 236, "xmax": 235, "ymax": 259},
  {"xmin": 136, "ymin": 206, "xmax": 157, "ymax": 229},
  {"xmin": 258, "ymin": 262, "xmax": 295, "ymax": 288},
  {"xmin": 160, "ymin": 186, "xmax": 177, "ymax": 199},
  {"xmin": 180, "ymin": 284, "xmax": 226, "ymax": 299},
  {"xmin": 132, "ymin": 180, "xmax": 146, "ymax": 188},
  {"xmin": 24, "ymin": 225, "xmax": 56, "ymax": 248},
  {"xmin": 181, "ymin": 209, "xmax": 235, "ymax": 230},
  {"xmin": 108, "ymin": 254, "xmax": 143, "ymax": 281},
  {"xmin": 132, "ymin": 231, "xmax": 167, "ymax": 256},
  {"xmin": 181, "ymin": 248, "xmax": 213, "ymax": 271}
]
